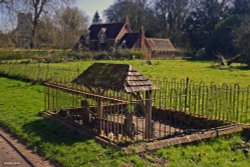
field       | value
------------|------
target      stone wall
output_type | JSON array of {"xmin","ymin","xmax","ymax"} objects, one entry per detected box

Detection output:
[{"xmin": 17, "ymin": 13, "xmax": 33, "ymax": 48}]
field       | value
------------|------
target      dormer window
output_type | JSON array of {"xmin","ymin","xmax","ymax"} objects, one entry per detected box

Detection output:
[
  {"xmin": 121, "ymin": 40, "xmax": 127, "ymax": 48},
  {"xmin": 99, "ymin": 33, "xmax": 106, "ymax": 43},
  {"xmin": 98, "ymin": 28, "xmax": 107, "ymax": 44}
]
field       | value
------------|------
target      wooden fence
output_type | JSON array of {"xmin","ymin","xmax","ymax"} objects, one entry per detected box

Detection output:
[{"xmin": 44, "ymin": 78, "xmax": 250, "ymax": 144}]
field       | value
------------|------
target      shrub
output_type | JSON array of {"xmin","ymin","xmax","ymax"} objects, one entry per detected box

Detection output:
[
  {"xmin": 19, "ymin": 59, "xmax": 32, "ymax": 64},
  {"xmin": 92, "ymin": 52, "xmax": 109, "ymax": 60},
  {"xmin": 111, "ymin": 49, "xmax": 144, "ymax": 59},
  {"xmin": 0, "ymin": 49, "xmax": 145, "ymax": 63}
]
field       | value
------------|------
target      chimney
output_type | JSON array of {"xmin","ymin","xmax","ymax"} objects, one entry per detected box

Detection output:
[
  {"xmin": 126, "ymin": 15, "xmax": 130, "ymax": 23},
  {"xmin": 139, "ymin": 26, "xmax": 145, "ymax": 49},
  {"xmin": 118, "ymin": 17, "xmax": 122, "ymax": 22}
]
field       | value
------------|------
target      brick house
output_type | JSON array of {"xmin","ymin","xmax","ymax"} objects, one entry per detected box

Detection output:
[
  {"xmin": 117, "ymin": 27, "xmax": 176, "ymax": 58},
  {"xmin": 74, "ymin": 19, "xmax": 177, "ymax": 58},
  {"xmin": 74, "ymin": 18, "xmax": 132, "ymax": 51}
]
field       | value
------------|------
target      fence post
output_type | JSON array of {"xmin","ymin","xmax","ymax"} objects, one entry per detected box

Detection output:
[
  {"xmin": 97, "ymin": 98, "xmax": 104, "ymax": 119},
  {"xmin": 36, "ymin": 63, "xmax": 41, "ymax": 81},
  {"xmin": 44, "ymin": 85, "xmax": 47, "ymax": 111},
  {"xmin": 185, "ymin": 77, "xmax": 189, "ymax": 111},
  {"xmin": 145, "ymin": 90, "xmax": 153, "ymax": 140},
  {"xmin": 45, "ymin": 64, "xmax": 49, "ymax": 81},
  {"xmin": 246, "ymin": 86, "xmax": 250, "ymax": 124}
]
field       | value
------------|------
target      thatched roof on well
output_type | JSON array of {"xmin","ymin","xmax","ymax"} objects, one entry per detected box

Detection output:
[{"xmin": 72, "ymin": 63, "xmax": 157, "ymax": 93}]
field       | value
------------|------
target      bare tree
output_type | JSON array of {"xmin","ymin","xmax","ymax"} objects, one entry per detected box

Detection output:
[
  {"xmin": 26, "ymin": 0, "xmax": 74, "ymax": 48},
  {"xmin": 0, "ymin": 0, "xmax": 73, "ymax": 48},
  {"xmin": 105, "ymin": 0, "xmax": 150, "ymax": 31},
  {"xmin": 54, "ymin": 6, "xmax": 89, "ymax": 49},
  {"xmin": 154, "ymin": 0, "xmax": 199, "ymax": 36}
]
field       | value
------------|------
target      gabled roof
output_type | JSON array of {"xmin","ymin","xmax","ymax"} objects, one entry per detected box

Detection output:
[
  {"xmin": 88, "ymin": 22, "xmax": 126, "ymax": 40},
  {"xmin": 117, "ymin": 33, "xmax": 140, "ymax": 48},
  {"xmin": 72, "ymin": 63, "xmax": 157, "ymax": 93},
  {"xmin": 145, "ymin": 38, "xmax": 176, "ymax": 51}
]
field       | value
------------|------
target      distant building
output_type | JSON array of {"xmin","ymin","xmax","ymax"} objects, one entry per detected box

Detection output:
[
  {"xmin": 117, "ymin": 26, "xmax": 176, "ymax": 58},
  {"xmin": 73, "ymin": 18, "xmax": 132, "ymax": 51},
  {"xmin": 74, "ymin": 18, "xmax": 177, "ymax": 58},
  {"xmin": 16, "ymin": 13, "xmax": 33, "ymax": 49}
]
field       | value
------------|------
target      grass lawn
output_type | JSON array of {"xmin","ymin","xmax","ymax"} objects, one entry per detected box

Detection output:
[
  {"xmin": 0, "ymin": 77, "xmax": 151, "ymax": 167},
  {"xmin": 0, "ymin": 59, "xmax": 250, "ymax": 88},
  {"xmin": 0, "ymin": 77, "xmax": 249, "ymax": 167}
]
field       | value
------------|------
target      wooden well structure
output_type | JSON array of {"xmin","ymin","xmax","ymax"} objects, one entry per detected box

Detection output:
[
  {"xmin": 44, "ymin": 63, "xmax": 247, "ymax": 145},
  {"xmin": 44, "ymin": 63, "xmax": 157, "ymax": 142},
  {"xmin": 72, "ymin": 63, "xmax": 157, "ymax": 140}
]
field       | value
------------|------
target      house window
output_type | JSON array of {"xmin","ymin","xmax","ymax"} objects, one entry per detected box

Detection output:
[
  {"xmin": 98, "ymin": 28, "xmax": 107, "ymax": 44},
  {"xmin": 121, "ymin": 40, "xmax": 127, "ymax": 49},
  {"xmin": 99, "ymin": 33, "xmax": 106, "ymax": 44}
]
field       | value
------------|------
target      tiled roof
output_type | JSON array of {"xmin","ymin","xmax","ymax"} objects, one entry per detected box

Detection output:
[
  {"xmin": 145, "ymin": 38, "xmax": 176, "ymax": 51},
  {"xmin": 88, "ymin": 22, "xmax": 126, "ymax": 40},
  {"xmin": 117, "ymin": 33, "xmax": 140, "ymax": 48}
]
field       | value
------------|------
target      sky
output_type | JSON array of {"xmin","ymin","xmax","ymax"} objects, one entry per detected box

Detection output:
[
  {"xmin": 74, "ymin": 0, "xmax": 115, "ymax": 20},
  {"xmin": 0, "ymin": 0, "xmax": 115, "ymax": 32}
]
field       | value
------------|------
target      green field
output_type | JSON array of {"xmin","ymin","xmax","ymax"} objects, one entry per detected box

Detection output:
[
  {"xmin": 0, "ymin": 59, "xmax": 250, "ymax": 88},
  {"xmin": 0, "ymin": 59, "xmax": 250, "ymax": 166},
  {"xmin": 0, "ymin": 77, "xmax": 249, "ymax": 167}
]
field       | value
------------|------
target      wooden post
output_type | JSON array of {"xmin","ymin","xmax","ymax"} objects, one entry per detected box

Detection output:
[
  {"xmin": 96, "ymin": 88, "xmax": 104, "ymax": 119},
  {"xmin": 145, "ymin": 90, "xmax": 153, "ymax": 140},
  {"xmin": 185, "ymin": 77, "xmax": 189, "ymax": 110},
  {"xmin": 97, "ymin": 97, "xmax": 103, "ymax": 119},
  {"xmin": 44, "ymin": 86, "xmax": 47, "ymax": 111},
  {"xmin": 97, "ymin": 97, "xmax": 104, "ymax": 134}
]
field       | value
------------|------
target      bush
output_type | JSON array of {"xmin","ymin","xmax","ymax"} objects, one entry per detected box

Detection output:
[
  {"xmin": 0, "ymin": 49, "xmax": 145, "ymax": 63},
  {"xmin": 0, "ymin": 50, "xmax": 50, "ymax": 60},
  {"xmin": 93, "ymin": 52, "xmax": 110, "ymax": 60},
  {"xmin": 111, "ymin": 49, "xmax": 144, "ymax": 59},
  {"xmin": 65, "ymin": 51, "xmax": 92, "ymax": 60},
  {"xmin": 20, "ymin": 59, "xmax": 32, "ymax": 64}
]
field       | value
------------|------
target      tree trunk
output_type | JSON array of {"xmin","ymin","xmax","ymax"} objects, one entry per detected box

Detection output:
[{"xmin": 31, "ymin": 20, "xmax": 37, "ymax": 48}]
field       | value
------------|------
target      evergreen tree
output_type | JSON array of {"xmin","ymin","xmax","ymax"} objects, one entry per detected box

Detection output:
[{"xmin": 92, "ymin": 11, "xmax": 102, "ymax": 24}]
